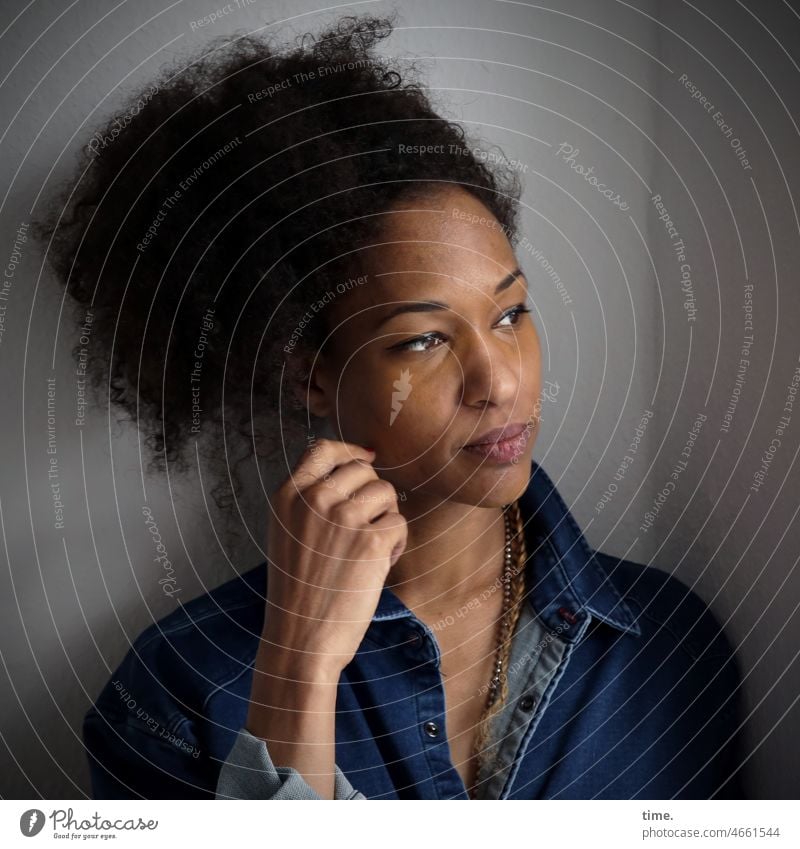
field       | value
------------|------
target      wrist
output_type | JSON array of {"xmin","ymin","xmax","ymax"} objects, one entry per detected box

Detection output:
[
  {"xmin": 246, "ymin": 650, "xmax": 338, "ymax": 741},
  {"xmin": 257, "ymin": 626, "xmax": 345, "ymax": 684}
]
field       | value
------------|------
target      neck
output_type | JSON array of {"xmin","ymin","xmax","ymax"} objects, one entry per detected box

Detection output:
[{"xmin": 385, "ymin": 496, "xmax": 509, "ymax": 616}]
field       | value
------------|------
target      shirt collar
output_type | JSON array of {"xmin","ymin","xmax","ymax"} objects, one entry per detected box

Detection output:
[
  {"xmin": 518, "ymin": 459, "xmax": 641, "ymax": 638},
  {"xmin": 372, "ymin": 459, "xmax": 641, "ymax": 639}
]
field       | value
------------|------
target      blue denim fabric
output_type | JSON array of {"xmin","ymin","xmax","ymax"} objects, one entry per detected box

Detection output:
[
  {"xmin": 83, "ymin": 460, "xmax": 746, "ymax": 799},
  {"xmin": 214, "ymin": 595, "xmax": 570, "ymax": 800}
]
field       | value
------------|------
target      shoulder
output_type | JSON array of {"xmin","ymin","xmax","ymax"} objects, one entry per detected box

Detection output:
[
  {"xmin": 132, "ymin": 559, "xmax": 267, "ymax": 657},
  {"xmin": 83, "ymin": 562, "xmax": 268, "ymax": 797},
  {"xmin": 586, "ymin": 550, "xmax": 746, "ymax": 796},
  {"xmin": 593, "ymin": 549, "xmax": 736, "ymax": 665},
  {"xmin": 87, "ymin": 562, "xmax": 266, "ymax": 756}
]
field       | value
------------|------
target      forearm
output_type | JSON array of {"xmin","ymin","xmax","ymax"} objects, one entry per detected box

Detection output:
[{"xmin": 245, "ymin": 644, "xmax": 340, "ymax": 800}]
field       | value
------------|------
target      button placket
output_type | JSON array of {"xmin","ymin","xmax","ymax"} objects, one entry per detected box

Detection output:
[{"xmin": 499, "ymin": 622, "xmax": 583, "ymax": 799}]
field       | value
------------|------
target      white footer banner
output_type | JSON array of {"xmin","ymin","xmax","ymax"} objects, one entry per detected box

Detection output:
[{"xmin": 1, "ymin": 799, "xmax": 796, "ymax": 848}]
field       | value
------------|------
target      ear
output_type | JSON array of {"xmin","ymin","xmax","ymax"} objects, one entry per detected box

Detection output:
[{"xmin": 286, "ymin": 346, "xmax": 335, "ymax": 420}]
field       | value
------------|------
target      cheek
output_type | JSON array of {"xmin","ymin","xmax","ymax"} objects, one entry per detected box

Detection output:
[
  {"xmin": 377, "ymin": 369, "xmax": 444, "ymax": 435},
  {"xmin": 333, "ymin": 360, "xmax": 419, "ymax": 439},
  {"xmin": 346, "ymin": 364, "xmax": 450, "ymax": 452}
]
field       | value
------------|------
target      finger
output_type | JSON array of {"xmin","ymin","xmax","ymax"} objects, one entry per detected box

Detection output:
[
  {"xmin": 349, "ymin": 479, "xmax": 400, "ymax": 521},
  {"xmin": 365, "ymin": 511, "xmax": 408, "ymax": 562},
  {"xmin": 294, "ymin": 459, "xmax": 381, "ymax": 516},
  {"xmin": 304, "ymin": 457, "xmax": 380, "ymax": 499},
  {"xmin": 288, "ymin": 439, "xmax": 375, "ymax": 494}
]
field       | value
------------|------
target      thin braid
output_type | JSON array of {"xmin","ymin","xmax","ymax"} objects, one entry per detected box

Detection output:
[{"xmin": 470, "ymin": 500, "xmax": 528, "ymax": 788}]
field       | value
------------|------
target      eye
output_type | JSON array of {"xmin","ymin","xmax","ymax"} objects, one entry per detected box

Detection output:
[
  {"xmin": 391, "ymin": 304, "xmax": 532, "ymax": 353},
  {"xmin": 392, "ymin": 331, "xmax": 446, "ymax": 354},
  {"xmin": 497, "ymin": 303, "xmax": 532, "ymax": 327}
]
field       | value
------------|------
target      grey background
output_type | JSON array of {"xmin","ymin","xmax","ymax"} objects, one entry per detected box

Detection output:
[{"xmin": 1, "ymin": 0, "xmax": 798, "ymax": 798}]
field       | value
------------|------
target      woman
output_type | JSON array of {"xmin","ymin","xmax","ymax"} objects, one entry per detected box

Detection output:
[{"xmin": 34, "ymin": 13, "xmax": 744, "ymax": 800}]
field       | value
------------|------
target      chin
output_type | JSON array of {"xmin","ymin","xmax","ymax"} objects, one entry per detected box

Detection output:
[
  {"xmin": 379, "ymin": 440, "xmax": 534, "ymax": 503},
  {"xmin": 435, "ymin": 459, "xmax": 532, "ymax": 507}
]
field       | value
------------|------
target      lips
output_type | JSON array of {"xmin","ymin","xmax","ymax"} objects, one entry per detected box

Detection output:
[
  {"xmin": 461, "ymin": 422, "xmax": 532, "ymax": 464},
  {"xmin": 464, "ymin": 422, "xmax": 527, "ymax": 447}
]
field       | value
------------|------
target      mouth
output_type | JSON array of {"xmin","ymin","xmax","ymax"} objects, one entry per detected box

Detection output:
[{"xmin": 461, "ymin": 422, "xmax": 531, "ymax": 464}]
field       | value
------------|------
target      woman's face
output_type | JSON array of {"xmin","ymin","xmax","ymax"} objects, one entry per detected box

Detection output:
[{"xmin": 309, "ymin": 185, "xmax": 543, "ymax": 508}]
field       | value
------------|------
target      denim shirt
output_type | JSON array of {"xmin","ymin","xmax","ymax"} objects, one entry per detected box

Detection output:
[{"xmin": 83, "ymin": 460, "xmax": 746, "ymax": 799}]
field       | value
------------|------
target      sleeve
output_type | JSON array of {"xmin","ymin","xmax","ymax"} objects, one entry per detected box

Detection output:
[
  {"xmin": 215, "ymin": 727, "xmax": 367, "ymax": 800},
  {"xmin": 83, "ymin": 705, "xmax": 218, "ymax": 799}
]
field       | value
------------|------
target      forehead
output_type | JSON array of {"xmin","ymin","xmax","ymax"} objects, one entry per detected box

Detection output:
[
  {"xmin": 374, "ymin": 186, "xmax": 516, "ymax": 277},
  {"xmin": 327, "ymin": 187, "xmax": 520, "ymax": 326}
]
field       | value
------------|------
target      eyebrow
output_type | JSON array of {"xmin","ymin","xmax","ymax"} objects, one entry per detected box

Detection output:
[{"xmin": 375, "ymin": 267, "xmax": 525, "ymax": 328}]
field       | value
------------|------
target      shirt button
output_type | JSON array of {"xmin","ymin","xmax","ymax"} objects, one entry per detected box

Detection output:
[
  {"xmin": 518, "ymin": 695, "xmax": 536, "ymax": 712},
  {"xmin": 423, "ymin": 720, "xmax": 440, "ymax": 737}
]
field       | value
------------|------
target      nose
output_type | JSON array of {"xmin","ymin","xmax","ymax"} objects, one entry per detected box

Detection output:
[{"xmin": 459, "ymin": 332, "xmax": 520, "ymax": 409}]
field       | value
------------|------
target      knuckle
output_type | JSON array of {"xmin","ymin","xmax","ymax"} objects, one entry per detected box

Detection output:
[
  {"xmin": 303, "ymin": 484, "xmax": 328, "ymax": 512},
  {"xmin": 330, "ymin": 499, "xmax": 358, "ymax": 525},
  {"xmin": 362, "ymin": 530, "xmax": 385, "ymax": 557},
  {"xmin": 395, "ymin": 514, "xmax": 409, "ymax": 536},
  {"xmin": 355, "ymin": 457, "xmax": 377, "ymax": 476},
  {"xmin": 378, "ymin": 481, "xmax": 398, "ymax": 502}
]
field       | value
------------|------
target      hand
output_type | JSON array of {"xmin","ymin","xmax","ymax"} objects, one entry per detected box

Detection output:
[{"xmin": 259, "ymin": 438, "xmax": 408, "ymax": 678}]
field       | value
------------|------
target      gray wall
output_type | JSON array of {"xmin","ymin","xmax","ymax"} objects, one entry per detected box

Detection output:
[{"xmin": 0, "ymin": 0, "xmax": 797, "ymax": 798}]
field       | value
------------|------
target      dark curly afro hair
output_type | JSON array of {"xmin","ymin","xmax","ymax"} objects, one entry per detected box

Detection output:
[{"xmin": 32, "ymin": 12, "xmax": 523, "ymax": 515}]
